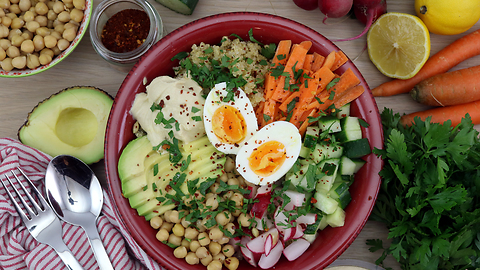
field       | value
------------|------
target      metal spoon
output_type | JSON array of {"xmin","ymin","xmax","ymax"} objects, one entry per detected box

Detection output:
[{"xmin": 45, "ymin": 155, "xmax": 114, "ymax": 270}]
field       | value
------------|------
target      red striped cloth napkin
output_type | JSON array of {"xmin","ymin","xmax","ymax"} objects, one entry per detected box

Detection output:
[{"xmin": 0, "ymin": 138, "xmax": 163, "ymax": 270}]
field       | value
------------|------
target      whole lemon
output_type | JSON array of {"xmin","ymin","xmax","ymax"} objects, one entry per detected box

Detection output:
[{"xmin": 415, "ymin": 0, "xmax": 480, "ymax": 35}]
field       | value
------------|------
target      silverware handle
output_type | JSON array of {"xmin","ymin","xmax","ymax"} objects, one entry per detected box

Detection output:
[
  {"xmin": 83, "ymin": 222, "xmax": 114, "ymax": 270},
  {"xmin": 56, "ymin": 248, "xmax": 85, "ymax": 270}
]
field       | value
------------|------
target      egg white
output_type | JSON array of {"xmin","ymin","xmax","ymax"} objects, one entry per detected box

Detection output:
[
  {"xmin": 203, "ymin": 82, "xmax": 258, "ymax": 154},
  {"xmin": 235, "ymin": 121, "xmax": 302, "ymax": 186}
]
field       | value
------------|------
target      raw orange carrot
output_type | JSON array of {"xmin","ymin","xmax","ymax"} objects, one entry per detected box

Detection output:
[
  {"xmin": 372, "ymin": 29, "xmax": 480, "ymax": 97},
  {"xmin": 279, "ymin": 91, "xmax": 301, "ymax": 112},
  {"xmin": 298, "ymin": 109, "xmax": 317, "ymax": 135},
  {"xmin": 304, "ymin": 54, "xmax": 314, "ymax": 71},
  {"xmin": 313, "ymin": 66, "xmax": 336, "ymax": 95},
  {"xmin": 255, "ymin": 101, "xmax": 265, "ymax": 127},
  {"xmin": 299, "ymin": 40, "xmax": 313, "ymax": 51},
  {"xmin": 400, "ymin": 100, "xmax": 480, "ymax": 127},
  {"xmin": 321, "ymin": 51, "xmax": 336, "ymax": 70},
  {"xmin": 270, "ymin": 44, "xmax": 309, "ymax": 102},
  {"xmin": 262, "ymin": 99, "xmax": 277, "ymax": 127},
  {"xmin": 333, "ymin": 85, "xmax": 365, "ymax": 109},
  {"xmin": 410, "ymin": 65, "xmax": 480, "ymax": 106},
  {"xmin": 289, "ymin": 74, "xmax": 320, "ymax": 126},
  {"xmin": 331, "ymin": 51, "xmax": 349, "ymax": 71},
  {"xmin": 264, "ymin": 40, "xmax": 292, "ymax": 100},
  {"xmin": 311, "ymin": 52, "xmax": 325, "ymax": 72}
]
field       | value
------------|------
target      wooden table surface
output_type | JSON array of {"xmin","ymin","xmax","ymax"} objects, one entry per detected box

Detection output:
[{"xmin": 3, "ymin": 0, "xmax": 480, "ymax": 269}]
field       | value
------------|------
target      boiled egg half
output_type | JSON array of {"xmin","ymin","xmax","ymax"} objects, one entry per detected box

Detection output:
[
  {"xmin": 203, "ymin": 82, "xmax": 258, "ymax": 154},
  {"xmin": 235, "ymin": 121, "xmax": 302, "ymax": 186}
]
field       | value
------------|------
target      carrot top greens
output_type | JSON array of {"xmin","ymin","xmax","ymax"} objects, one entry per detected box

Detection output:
[{"xmin": 369, "ymin": 108, "xmax": 480, "ymax": 270}]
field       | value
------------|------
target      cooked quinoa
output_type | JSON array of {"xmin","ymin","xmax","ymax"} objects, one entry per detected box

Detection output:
[{"xmin": 175, "ymin": 36, "xmax": 272, "ymax": 107}]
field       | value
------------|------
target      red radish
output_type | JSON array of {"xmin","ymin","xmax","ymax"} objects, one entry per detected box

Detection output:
[
  {"xmin": 296, "ymin": 213, "xmax": 317, "ymax": 225},
  {"xmin": 283, "ymin": 226, "xmax": 294, "ymax": 241},
  {"xmin": 293, "ymin": 0, "xmax": 318, "ymax": 10},
  {"xmin": 250, "ymin": 193, "xmax": 271, "ymax": 218},
  {"xmin": 256, "ymin": 184, "xmax": 272, "ymax": 197},
  {"xmin": 284, "ymin": 190, "xmax": 306, "ymax": 209},
  {"xmin": 292, "ymin": 224, "xmax": 305, "ymax": 239},
  {"xmin": 333, "ymin": 0, "xmax": 387, "ymax": 41},
  {"xmin": 255, "ymin": 212, "xmax": 274, "ymax": 231},
  {"xmin": 241, "ymin": 236, "xmax": 258, "ymax": 267},
  {"xmin": 258, "ymin": 241, "xmax": 284, "ymax": 269},
  {"xmin": 264, "ymin": 234, "xmax": 274, "ymax": 256},
  {"xmin": 274, "ymin": 207, "xmax": 290, "ymax": 234},
  {"xmin": 318, "ymin": 0, "xmax": 353, "ymax": 23},
  {"xmin": 245, "ymin": 185, "xmax": 258, "ymax": 199},
  {"xmin": 283, "ymin": 238, "xmax": 311, "ymax": 261},
  {"xmin": 246, "ymin": 234, "xmax": 267, "ymax": 254}
]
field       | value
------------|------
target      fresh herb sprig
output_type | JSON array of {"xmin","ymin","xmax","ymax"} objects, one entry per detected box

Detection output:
[{"xmin": 368, "ymin": 108, "xmax": 480, "ymax": 270}]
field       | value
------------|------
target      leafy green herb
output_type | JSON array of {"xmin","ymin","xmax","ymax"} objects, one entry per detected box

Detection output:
[
  {"xmin": 191, "ymin": 116, "xmax": 202, "ymax": 122},
  {"xmin": 368, "ymin": 108, "xmax": 480, "ymax": 270},
  {"xmin": 191, "ymin": 106, "xmax": 201, "ymax": 113},
  {"xmin": 150, "ymin": 102, "xmax": 162, "ymax": 111},
  {"xmin": 180, "ymin": 154, "xmax": 191, "ymax": 172},
  {"xmin": 204, "ymin": 47, "xmax": 213, "ymax": 54},
  {"xmin": 326, "ymin": 77, "xmax": 340, "ymax": 90},
  {"xmin": 153, "ymin": 163, "xmax": 159, "ymax": 176},
  {"xmin": 171, "ymin": 51, "xmax": 188, "ymax": 61},
  {"xmin": 157, "ymin": 138, "xmax": 183, "ymax": 164}
]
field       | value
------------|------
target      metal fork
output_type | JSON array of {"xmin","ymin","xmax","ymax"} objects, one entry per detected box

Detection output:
[{"xmin": 1, "ymin": 168, "xmax": 84, "ymax": 270}]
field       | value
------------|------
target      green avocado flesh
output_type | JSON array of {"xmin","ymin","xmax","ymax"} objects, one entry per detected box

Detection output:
[
  {"xmin": 118, "ymin": 135, "xmax": 226, "ymax": 220},
  {"xmin": 18, "ymin": 86, "xmax": 113, "ymax": 164}
]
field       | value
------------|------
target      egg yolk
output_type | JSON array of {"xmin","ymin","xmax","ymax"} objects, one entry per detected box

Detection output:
[
  {"xmin": 248, "ymin": 141, "xmax": 286, "ymax": 176},
  {"xmin": 211, "ymin": 105, "xmax": 247, "ymax": 144}
]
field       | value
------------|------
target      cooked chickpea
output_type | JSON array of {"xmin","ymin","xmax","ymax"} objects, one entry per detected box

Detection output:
[
  {"xmin": 215, "ymin": 211, "xmax": 231, "ymax": 226},
  {"xmin": 200, "ymin": 254, "xmax": 213, "ymax": 266},
  {"xmin": 21, "ymin": 30, "xmax": 33, "ymax": 40},
  {"xmin": 50, "ymin": 30, "xmax": 61, "ymax": 40},
  {"xmin": 196, "ymin": 219, "xmax": 206, "ymax": 233},
  {"xmin": 207, "ymin": 260, "xmax": 223, "ymax": 270},
  {"xmin": 169, "ymin": 210, "xmax": 180, "ymax": 224},
  {"xmin": 205, "ymin": 195, "xmax": 219, "ymax": 210},
  {"xmin": 222, "ymin": 244, "xmax": 235, "ymax": 257},
  {"xmin": 149, "ymin": 216, "xmax": 163, "ymax": 229},
  {"xmin": 195, "ymin": 246, "xmax": 210, "ymax": 259},
  {"xmin": 35, "ymin": 2, "xmax": 48, "ymax": 15},
  {"xmin": 209, "ymin": 182, "xmax": 220, "ymax": 193},
  {"xmin": 23, "ymin": 10, "xmax": 34, "ymax": 22},
  {"xmin": 43, "ymin": 34, "xmax": 56, "ymax": 48},
  {"xmin": 33, "ymin": 35, "xmax": 44, "ymax": 51},
  {"xmin": 222, "ymin": 190, "xmax": 234, "ymax": 200},
  {"xmin": 0, "ymin": 39, "xmax": 11, "ymax": 50},
  {"xmin": 224, "ymin": 222, "xmax": 236, "ymax": 235},
  {"xmin": 208, "ymin": 227, "xmax": 223, "ymax": 241},
  {"xmin": 26, "ymin": 53, "xmax": 39, "ymax": 68},
  {"xmin": 212, "ymin": 253, "xmax": 225, "ymax": 263},
  {"xmin": 155, "ymin": 228, "xmax": 169, "ymax": 242},
  {"xmin": 252, "ymin": 227, "xmax": 259, "ymax": 237},
  {"xmin": 237, "ymin": 212, "xmax": 252, "ymax": 227},
  {"xmin": 10, "ymin": 34, "xmax": 23, "ymax": 46},
  {"xmin": 54, "ymin": 23, "xmax": 64, "ymax": 33},
  {"xmin": 224, "ymin": 257, "xmax": 239, "ymax": 270},
  {"xmin": 53, "ymin": 1, "xmax": 64, "ymax": 13},
  {"xmin": 227, "ymin": 177, "xmax": 239, "ymax": 186},
  {"xmin": 224, "ymin": 156, "xmax": 235, "ymax": 172},
  {"xmin": 197, "ymin": 232, "xmax": 210, "ymax": 246},
  {"xmin": 38, "ymin": 52, "xmax": 51, "ymax": 65},
  {"xmin": 8, "ymin": 28, "xmax": 21, "ymax": 39},
  {"xmin": 208, "ymin": 241, "xmax": 222, "ymax": 256},
  {"xmin": 0, "ymin": 0, "xmax": 10, "ymax": 9},
  {"xmin": 168, "ymin": 233, "xmax": 182, "ymax": 247},
  {"xmin": 216, "ymin": 236, "xmax": 229, "ymax": 245},
  {"xmin": 9, "ymin": 4, "xmax": 20, "ymax": 14},
  {"xmin": 181, "ymin": 239, "xmax": 190, "ymax": 249},
  {"xmin": 57, "ymin": 10, "xmax": 69, "ymax": 22},
  {"xmin": 180, "ymin": 217, "xmax": 191, "ymax": 228},
  {"xmin": 0, "ymin": 57, "xmax": 13, "ymax": 71},
  {"xmin": 189, "ymin": 240, "xmax": 201, "ymax": 252},
  {"xmin": 62, "ymin": 27, "xmax": 75, "ymax": 41},
  {"xmin": 160, "ymin": 221, "xmax": 173, "ymax": 232},
  {"xmin": 69, "ymin": 8, "xmax": 83, "ymax": 23},
  {"xmin": 173, "ymin": 246, "xmax": 187, "ymax": 259},
  {"xmin": 20, "ymin": 39, "xmax": 34, "ymax": 53},
  {"xmin": 231, "ymin": 192, "xmax": 244, "ymax": 207},
  {"xmin": 184, "ymin": 227, "xmax": 199, "ymax": 240},
  {"xmin": 35, "ymin": 26, "xmax": 50, "ymax": 36},
  {"xmin": 0, "ymin": 47, "xmax": 5, "ymax": 60},
  {"xmin": 35, "ymin": 15, "xmax": 47, "ymax": 27},
  {"xmin": 172, "ymin": 223, "xmax": 185, "ymax": 237},
  {"xmin": 10, "ymin": 17, "xmax": 23, "ymax": 29},
  {"xmin": 73, "ymin": 0, "xmax": 85, "ymax": 9},
  {"xmin": 219, "ymin": 172, "xmax": 228, "ymax": 182},
  {"xmin": 0, "ymin": 25, "xmax": 8, "ymax": 38},
  {"xmin": 6, "ymin": 45, "xmax": 19, "ymax": 57},
  {"xmin": 18, "ymin": 0, "xmax": 30, "ymax": 11},
  {"xmin": 185, "ymin": 252, "xmax": 199, "ymax": 265}
]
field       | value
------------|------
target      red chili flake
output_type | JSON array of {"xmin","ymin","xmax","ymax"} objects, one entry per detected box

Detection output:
[
  {"xmin": 101, "ymin": 9, "xmax": 150, "ymax": 53},
  {"xmin": 310, "ymin": 197, "xmax": 317, "ymax": 204}
]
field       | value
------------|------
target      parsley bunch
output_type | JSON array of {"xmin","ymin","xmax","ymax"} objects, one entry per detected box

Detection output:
[{"xmin": 369, "ymin": 109, "xmax": 480, "ymax": 270}]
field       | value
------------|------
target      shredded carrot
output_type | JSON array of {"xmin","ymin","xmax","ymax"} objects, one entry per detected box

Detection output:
[
  {"xmin": 264, "ymin": 40, "xmax": 292, "ymax": 100},
  {"xmin": 321, "ymin": 51, "xmax": 336, "ymax": 70},
  {"xmin": 311, "ymin": 52, "xmax": 325, "ymax": 72},
  {"xmin": 331, "ymin": 51, "xmax": 349, "ymax": 71}
]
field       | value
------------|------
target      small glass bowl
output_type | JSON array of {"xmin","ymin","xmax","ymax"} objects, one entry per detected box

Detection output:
[{"xmin": 89, "ymin": 0, "xmax": 163, "ymax": 72}]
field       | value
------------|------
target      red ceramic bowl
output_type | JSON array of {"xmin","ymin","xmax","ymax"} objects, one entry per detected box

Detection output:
[{"xmin": 105, "ymin": 12, "xmax": 383, "ymax": 270}]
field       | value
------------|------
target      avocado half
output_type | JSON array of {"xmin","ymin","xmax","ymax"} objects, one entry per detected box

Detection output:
[{"xmin": 18, "ymin": 86, "xmax": 114, "ymax": 164}]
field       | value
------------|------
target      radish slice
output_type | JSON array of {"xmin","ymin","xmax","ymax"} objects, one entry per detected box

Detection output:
[
  {"xmin": 264, "ymin": 234, "xmax": 274, "ymax": 256},
  {"xmin": 283, "ymin": 238, "xmax": 310, "ymax": 261},
  {"xmin": 292, "ymin": 224, "xmax": 305, "ymax": 239},
  {"xmin": 255, "ymin": 212, "xmax": 274, "ymax": 231},
  {"xmin": 250, "ymin": 193, "xmax": 271, "ymax": 218},
  {"xmin": 256, "ymin": 184, "xmax": 272, "ymax": 197},
  {"xmin": 245, "ymin": 185, "xmax": 258, "ymax": 199},
  {"xmin": 284, "ymin": 190, "xmax": 306, "ymax": 208},
  {"xmin": 246, "ymin": 234, "xmax": 266, "ymax": 254},
  {"xmin": 241, "ymin": 236, "xmax": 258, "ymax": 267},
  {"xmin": 282, "ymin": 226, "xmax": 295, "ymax": 242},
  {"xmin": 274, "ymin": 207, "xmax": 289, "ymax": 234},
  {"xmin": 296, "ymin": 213, "xmax": 317, "ymax": 225},
  {"xmin": 258, "ymin": 241, "xmax": 284, "ymax": 269}
]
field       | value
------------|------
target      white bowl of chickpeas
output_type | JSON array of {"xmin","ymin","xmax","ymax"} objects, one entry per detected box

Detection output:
[{"xmin": 0, "ymin": 0, "xmax": 92, "ymax": 77}]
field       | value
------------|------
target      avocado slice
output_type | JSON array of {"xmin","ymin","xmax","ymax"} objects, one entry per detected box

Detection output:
[
  {"xmin": 18, "ymin": 86, "xmax": 113, "ymax": 164},
  {"xmin": 119, "ymin": 135, "xmax": 226, "ymax": 220}
]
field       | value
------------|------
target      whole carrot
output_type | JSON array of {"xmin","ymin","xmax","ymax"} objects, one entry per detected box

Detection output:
[
  {"xmin": 372, "ymin": 29, "xmax": 480, "ymax": 97},
  {"xmin": 400, "ymin": 100, "xmax": 480, "ymax": 127},
  {"xmin": 410, "ymin": 65, "xmax": 480, "ymax": 106}
]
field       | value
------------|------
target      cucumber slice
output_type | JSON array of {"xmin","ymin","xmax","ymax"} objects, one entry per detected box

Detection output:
[
  {"xmin": 316, "ymin": 158, "xmax": 340, "ymax": 191},
  {"xmin": 335, "ymin": 103, "xmax": 351, "ymax": 118},
  {"xmin": 342, "ymin": 138, "xmax": 371, "ymax": 159},
  {"xmin": 154, "ymin": 0, "xmax": 198, "ymax": 15},
  {"xmin": 335, "ymin": 116, "xmax": 362, "ymax": 142},
  {"xmin": 318, "ymin": 116, "xmax": 341, "ymax": 133},
  {"xmin": 309, "ymin": 142, "xmax": 343, "ymax": 164},
  {"xmin": 304, "ymin": 126, "xmax": 320, "ymax": 149},
  {"xmin": 329, "ymin": 182, "xmax": 352, "ymax": 209},
  {"xmin": 299, "ymin": 145, "xmax": 312, "ymax": 158},
  {"xmin": 326, "ymin": 207, "xmax": 345, "ymax": 227},
  {"xmin": 339, "ymin": 156, "xmax": 366, "ymax": 175},
  {"xmin": 313, "ymin": 188, "xmax": 338, "ymax": 214}
]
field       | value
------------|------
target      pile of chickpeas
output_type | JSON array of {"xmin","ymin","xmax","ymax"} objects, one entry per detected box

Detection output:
[
  {"xmin": 0, "ymin": 0, "xmax": 84, "ymax": 71},
  {"xmin": 149, "ymin": 156, "xmax": 257, "ymax": 270}
]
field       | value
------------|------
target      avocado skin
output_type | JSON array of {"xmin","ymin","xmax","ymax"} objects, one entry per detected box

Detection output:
[{"xmin": 18, "ymin": 86, "xmax": 114, "ymax": 164}]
